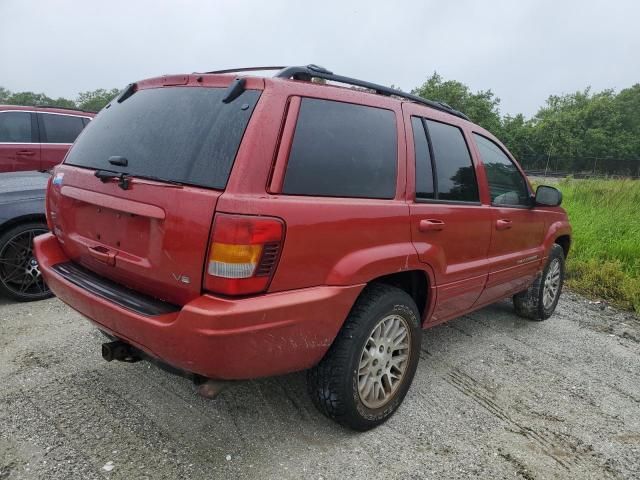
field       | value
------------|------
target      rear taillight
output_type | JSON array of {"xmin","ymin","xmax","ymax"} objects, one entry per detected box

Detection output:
[{"xmin": 204, "ymin": 214, "xmax": 284, "ymax": 296}]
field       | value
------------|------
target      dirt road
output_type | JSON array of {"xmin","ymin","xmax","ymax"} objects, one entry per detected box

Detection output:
[{"xmin": 1, "ymin": 291, "xmax": 639, "ymax": 479}]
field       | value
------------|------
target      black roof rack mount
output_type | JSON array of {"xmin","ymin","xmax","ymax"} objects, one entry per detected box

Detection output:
[{"xmin": 275, "ymin": 64, "xmax": 470, "ymax": 121}]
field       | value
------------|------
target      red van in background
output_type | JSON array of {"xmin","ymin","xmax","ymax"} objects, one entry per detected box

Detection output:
[{"xmin": 0, "ymin": 105, "xmax": 94, "ymax": 173}]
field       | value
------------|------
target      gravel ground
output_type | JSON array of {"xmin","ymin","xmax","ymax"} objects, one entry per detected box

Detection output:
[{"xmin": 1, "ymin": 291, "xmax": 639, "ymax": 480}]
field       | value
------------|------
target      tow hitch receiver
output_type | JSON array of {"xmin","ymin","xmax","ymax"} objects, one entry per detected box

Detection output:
[{"xmin": 101, "ymin": 340, "xmax": 142, "ymax": 363}]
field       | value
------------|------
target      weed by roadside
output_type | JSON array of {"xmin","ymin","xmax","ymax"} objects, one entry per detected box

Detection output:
[{"xmin": 556, "ymin": 178, "xmax": 640, "ymax": 314}]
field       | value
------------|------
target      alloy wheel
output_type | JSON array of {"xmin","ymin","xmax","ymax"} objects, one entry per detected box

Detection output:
[
  {"xmin": 543, "ymin": 258, "xmax": 561, "ymax": 309},
  {"xmin": 0, "ymin": 228, "xmax": 49, "ymax": 299},
  {"xmin": 357, "ymin": 314, "xmax": 411, "ymax": 409}
]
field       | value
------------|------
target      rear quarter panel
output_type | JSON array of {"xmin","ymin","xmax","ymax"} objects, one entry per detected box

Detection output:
[{"xmin": 221, "ymin": 80, "xmax": 431, "ymax": 294}]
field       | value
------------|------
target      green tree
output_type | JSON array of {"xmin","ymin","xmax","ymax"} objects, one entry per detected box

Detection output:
[
  {"xmin": 530, "ymin": 88, "xmax": 639, "ymax": 162},
  {"xmin": 412, "ymin": 72, "xmax": 502, "ymax": 134},
  {"xmin": 2, "ymin": 90, "xmax": 75, "ymax": 108},
  {"xmin": 76, "ymin": 88, "xmax": 120, "ymax": 112},
  {"xmin": 0, "ymin": 86, "xmax": 121, "ymax": 112},
  {"xmin": 0, "ymin": 87, "xmax": 10, "ymax": 103},
  {"xmin": 500, "ymin": 113, "xmax": 535, "ymax": 160}
]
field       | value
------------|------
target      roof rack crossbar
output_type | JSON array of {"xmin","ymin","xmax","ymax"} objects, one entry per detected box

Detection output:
[
  {"xmin": 204, "ymin": 66, "xmax": 287, "ymax": 75},
  {"xmin": 275, "ymin": 65, "xmax": 470, "ymax": 121}
]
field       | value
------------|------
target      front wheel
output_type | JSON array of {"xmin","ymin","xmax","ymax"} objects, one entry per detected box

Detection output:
[
  {"xmin": 513, "ymin": 244, "xmax": 565, "ymax": 321},
  {"xmin": 307, "ymin": 284, "xmax": 422, "ymax": 431}
]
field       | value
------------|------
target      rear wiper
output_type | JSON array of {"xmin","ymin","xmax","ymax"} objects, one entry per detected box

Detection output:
[
  {"xmin": 94, "ymin": 170, "xmax": 183, "ymax": 189},
  {"xmin": 94, "ymin": 170, "xmax": 130, "ymax": 190},
  {"xmin": 94, "ymin": 169, "xmax": 119, "ymax": 181}
]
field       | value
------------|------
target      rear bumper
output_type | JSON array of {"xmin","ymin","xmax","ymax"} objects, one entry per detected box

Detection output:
[{"xmin": 34, "ymin": 233, "xmax": 363, "ymax": 379}]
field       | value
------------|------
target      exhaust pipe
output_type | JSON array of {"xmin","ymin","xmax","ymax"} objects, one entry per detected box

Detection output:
[
  {"xmin": 102, "ymin": 340, "xmax": 141, "ymax": 363},
  {"xmin": 196, "ymin": 378, "xmax": 232, "ymax": 399},
  {"xmin": 101, "ymin": 341, "xmax": 232, "ymax": 398}
]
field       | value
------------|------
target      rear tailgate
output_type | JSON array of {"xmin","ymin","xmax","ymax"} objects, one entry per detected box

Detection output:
[
  {"xmin": 46, "ymin": 79, "xmax": 262, "ymax": 305},
  {"xmin": 49, "ymin": 166, "xmax": 220, "ymax": 305}
]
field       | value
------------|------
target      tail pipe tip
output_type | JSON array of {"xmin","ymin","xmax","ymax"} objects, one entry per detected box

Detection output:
[{"xmin": 101, "ymin": 340, "xmax": 142, "ymax": 363}]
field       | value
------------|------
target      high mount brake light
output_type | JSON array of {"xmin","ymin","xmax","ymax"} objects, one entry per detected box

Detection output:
[{"xmin": 204, "ymin": 214, "xmax": 284, "ymax": 296}]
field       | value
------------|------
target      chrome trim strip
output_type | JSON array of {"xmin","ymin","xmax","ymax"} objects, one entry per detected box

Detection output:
[{"xmin": 0, "ymin": 109, "xmax": 92, "ymax": 120}]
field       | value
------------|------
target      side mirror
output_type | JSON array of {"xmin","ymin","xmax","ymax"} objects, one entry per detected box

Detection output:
[{"xmin": 535, "ymin": 185, "xmax": 562, "ymax": 207}]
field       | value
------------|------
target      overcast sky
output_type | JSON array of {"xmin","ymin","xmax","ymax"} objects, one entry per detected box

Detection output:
[{"xmin": 1, "ymin": 0, "xmax": 638, "ymax": 116}]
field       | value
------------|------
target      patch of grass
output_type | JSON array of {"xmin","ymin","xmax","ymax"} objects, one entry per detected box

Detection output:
[{"xmin": 557, "ymin": 178, "xmax": 640, "ymax": 313}]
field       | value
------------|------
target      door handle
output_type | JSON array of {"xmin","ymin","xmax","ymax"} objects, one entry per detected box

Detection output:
[
  {"xmin": 16, "ymin": 150, "xmax": 35, "ymax": 156},
  {"xmin": 496, "ymin": 219, "xmax": 513, "ymax": 230},
  {"xmin": 88, "ymin": 245, "xmax": 117, "ymax": 266},
  {"xmin": 419, "ymin": 219, "xmax": 445, "ymax": 232}
]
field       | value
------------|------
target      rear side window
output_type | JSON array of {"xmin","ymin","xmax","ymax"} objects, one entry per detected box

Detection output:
[
  {"xmin": 65, "ymin": 87, "xmax": 260, "ymax": 189},
  {"xmin": 425, "ymin": 120, "xmax": 478, "ymax": 202},
  {"xmin": 411, "ymin": 117, "xmax": 434, "ymax": 199},
  {"xmin": 39, "ymin": 113, "xmax": 86, "ymax": 143},
  {"xmin": 0, "ymin": 111, "xmax": 32, "ymax": 143},
  {"xmin": 282, "ymin": 98, "xmax": 397, "ymax": 199},
  {"xmin": 474, "ymin": 133, "xmax": 530, "ymax": 206}
]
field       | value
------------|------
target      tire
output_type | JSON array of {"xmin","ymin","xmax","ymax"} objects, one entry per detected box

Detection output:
[
  {"xmin": 0, "ymin": 222, "xmax": 52, "ymax": 302},
  {"xmin": 307, "ymin": 283, "xmax": 422, "ymax": 431},
  {"xmin": 513, "ymin": 244, "xmax": 565, "ymax": 321}
]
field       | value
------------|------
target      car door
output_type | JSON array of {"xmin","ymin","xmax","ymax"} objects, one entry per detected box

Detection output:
[
  {"xmin": 404, "ymin": 105, "xmax": 492, "ymax": 324},
  {"xmin": 471, "ymin": 132, "xmax": 546, "ymax": 304},
  {"xmin": 37, "ymin": 112, "xmax": 87, "ymax": 170},
  {"xmin": 0, "ymin": 110, "xmax": 41, "ymax": 172}
]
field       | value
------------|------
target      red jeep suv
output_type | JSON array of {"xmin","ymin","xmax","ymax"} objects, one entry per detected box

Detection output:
[
  {"xmin": 34, "ymin": 65, "xmax": 571, "ymax": 430},
  {"xmin": 0, "ymin": 105, "xmax": 93, "ymax": 173}
]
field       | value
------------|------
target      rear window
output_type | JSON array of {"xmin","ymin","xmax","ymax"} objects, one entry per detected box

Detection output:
[
  {"xmin": 65, "ymin": 87, "xmax": 260, "ymax": 189},
  {"xmin": 39, "ymin": 113, "xmax": 86, "ymax": 143},
  {"xmin": 282, "ymin": 98, "xmax": 397, "ymax": 199}
]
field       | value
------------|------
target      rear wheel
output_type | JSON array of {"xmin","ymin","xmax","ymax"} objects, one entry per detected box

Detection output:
[
  {"xmin": 0, "ymin": 222, "xmax": 52, "ymax": 302},
  {"xmin": 307, "ymin": 284, "xmax": 422, "ymax": 430},
  {"xmin": 513, "ymin": 244, "xmax": 565, "ymax": 320}
]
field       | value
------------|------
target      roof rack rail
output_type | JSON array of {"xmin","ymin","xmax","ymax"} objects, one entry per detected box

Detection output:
[
  {"xmin": 33, "ymin": 104, "xmax": 97, "ymax": 114},
  {"xmin": 275, "ymin": 64, "xmax": 470, "ymax": 121},
  {"xmin": 204, "ymin": 66, "xmax": 287, "ymax": 75}
]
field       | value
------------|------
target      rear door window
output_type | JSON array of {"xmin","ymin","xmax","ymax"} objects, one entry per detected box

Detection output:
[
  {"xmin": 425, "ymin": 119, "xmax": 479, "ymax": 202},
  {"xmin": 411, "ymin": 116, "xmax": 435, "ymax": 199},
  {"xmin": 0, "ymin": 111, "xmax": 32, "ymax": 143},
  {"xmin": 282, "ymin": 98, "xmax": 397, "ymax": 199},
  {"xmin": 64, "ymin": 87, "xmax": 261, "ymax": 189},
  {"xmin": 39, "ymin": 113, "xmax": 86, "ymax": 143}
]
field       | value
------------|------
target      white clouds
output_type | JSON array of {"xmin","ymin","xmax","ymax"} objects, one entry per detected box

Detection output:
[{"xmin": 0, "ymin": 0, "xmax": 638, "ymax": 115}]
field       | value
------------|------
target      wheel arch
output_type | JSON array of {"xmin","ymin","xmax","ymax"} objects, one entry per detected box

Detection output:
[
  {"xmin": 325, "ymin": 243, "xmax": 437, "ymax": 325},
  {"xmin": 554, "ymin": 234, "xmax": 571, "ymax": 259},
  {"xmin": 363, "ymin": 269, "xmax": 434, "ymax": 325},
  {"xmin": 0, "ymin": 214, "xmax": 48, "ymax": 237},
  {"xmin": 542, "ymin": 220, "xmax": 571, "ymax": 258},
  {"xmin": 369, "ymin": 271, "xmax": 428, "ymax": 317}
]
